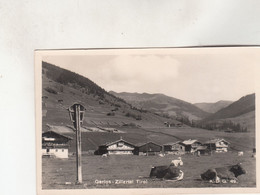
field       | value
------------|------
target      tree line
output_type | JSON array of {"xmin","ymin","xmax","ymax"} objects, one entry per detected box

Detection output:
[
  {"xmin": 43, "ymin": 61, "xmax": 107, "ymax": 98},
  {"xmin": 175, "ymin": 115, "xmax": 248, "ymax": 132}
]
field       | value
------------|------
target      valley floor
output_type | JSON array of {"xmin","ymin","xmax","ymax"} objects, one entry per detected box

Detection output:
[{"xmin": 64, "ymin": 126, "xmax": 255, "ymax": 152}]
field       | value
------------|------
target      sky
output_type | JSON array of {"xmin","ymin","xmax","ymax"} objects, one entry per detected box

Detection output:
[{"xmin": 43, "ymin": 48, "xmax": 256, "ymax": 103}]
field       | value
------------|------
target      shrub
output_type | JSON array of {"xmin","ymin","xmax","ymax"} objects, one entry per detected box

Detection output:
[
  {"xmin": 45, "ymin": 87, "xmax": 58, "ymax": 94},
  {"xmin": 107, "ymin": 112, "xmax": 115, "ymax": 116},
  {"xmin": 114, "ymin": 103, "xmax": 121, "ymax": 108},
  {"xmin": 125, "ymin": 112, "xmax": 142, "ymax": 120},
  {"xmin": 111, "ymin": 107, "xmax": 119, "ymax": 112}
]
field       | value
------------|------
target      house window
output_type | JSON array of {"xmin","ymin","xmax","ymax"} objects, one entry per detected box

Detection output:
[
  {"xmin": 62, "ymin": 149, "xmax": 64, "ymax": 152},
  {"xmin": 46, "ymin": 149, "xmax": 49, "ymax": 153},
  {"xmin": 117, "ymin": 142, "xmax": 124, "ymax": 147},
  {"xmin": 55, "ymin": 149, "xmax": 58, "ymax": 152}
]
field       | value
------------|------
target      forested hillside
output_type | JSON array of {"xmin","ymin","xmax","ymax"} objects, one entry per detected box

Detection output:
[
  {"xmin": 110, "ymin": 91, "xmax": 209, "ymax": 120},
  {"xmin": 42, "ymin": 62, "xmax": 179, "ymax": 131}
]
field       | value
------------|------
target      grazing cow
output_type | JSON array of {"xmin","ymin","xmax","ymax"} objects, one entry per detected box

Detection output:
[
  {"xmin": 102, "ymin": 154, "xmax": 108, "ymax": 157},
  {"xmin": 238, "ymin": 151, "xmax": 244, "ymax": 156},
  {"xmin": 149, "ymin": 165, "xmax": 184, "ymax": 180},
  {"xmin": 158, "ymin": 153, "xmax": 165, "ymax": 157},
  {"xmin": 201, "ymin": 163, "xmax": 246, "ymax": 183},
  {"xmin": 170, "ymin": 157, "xmax": 183, "ymax": 167}
]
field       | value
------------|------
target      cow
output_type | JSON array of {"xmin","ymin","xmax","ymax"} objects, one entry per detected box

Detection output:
[
  {"xmin": 102, "ymin": 154, "xmax": 108, "ymax": 157},
  {"xmin": 170, "ymin": 157, "xmax": 183, "ymax": 167},
  {"xmin": 201, "ymin": 163, "xmax": 246, "ymax": 183},
  {"xmin": 158, "ymin": 153, "xmax": 165, "ymax": 157},
  {"xmin": 149, "ymin": 165, "xmax": 184, "ymax": 181}
]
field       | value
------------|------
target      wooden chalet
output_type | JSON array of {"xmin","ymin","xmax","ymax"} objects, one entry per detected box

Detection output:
[
  {"xmin": 194, "ymin": 145, "xmax": 209, "ymax": 155},
  {"xmin": 42, "ymin": 130, "xmax": 72, "ymax": 158},
  {"xmin": 181, "ymin": 139, "xmax": 202, "ymax": 153},
  {"xmin": 163, "ymin": 141, "xmax": 185, "ymax": 155},
  {"xmin": 204, "ymin": 138, "xmax": 229, "ymax": 153},
  {"xmin": 95, "ymin": 138, "xmax": 135, "ymax": 155},
  {"xmin": 134, "ymin": 141, "xmax": 162, "ymax": 155}
]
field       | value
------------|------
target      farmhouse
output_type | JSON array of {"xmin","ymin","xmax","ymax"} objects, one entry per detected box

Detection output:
[
  {"xmin": 164, "ymin": 122, "xmax": 176, "ymax": 127},
  {"xmin": 95, "ymin": 138, "xmax": 135, "ymax": 155},
  {"xmin": 134, "ymin": 141, "xmax": 162, "ymax": 155},
  {"xmin": 163, "ymin": 141, "xmax": 185, "ymax": 155},
  {"xmin": 42, "ymin": 130, "xmax": 72, "ymax": 158},
  {"xmin": 204, "ymin": 138, "xmax": 230, "ymax": 153},
  {"xmin": 181, "ymin": 139, "xmax": 202, "ymax": 153},
  {"xmin": 194, "ymin": 145, "xmax": 209, "ymax": 155}
]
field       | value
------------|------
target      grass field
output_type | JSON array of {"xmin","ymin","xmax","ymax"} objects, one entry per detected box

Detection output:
[{"xmin": 42, "ymin": 151, "xmax": 256, "ymax": 189}]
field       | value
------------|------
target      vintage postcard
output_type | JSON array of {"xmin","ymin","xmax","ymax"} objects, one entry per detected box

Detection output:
[{"xmin": 35, "ymin": 47, "xmax": 259, "ymax": 195}]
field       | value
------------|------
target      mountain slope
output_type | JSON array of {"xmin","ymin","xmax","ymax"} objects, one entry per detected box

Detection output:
[
  {"xmin": 194, "ymin": 100, "xmax": 233, "ymax": 113},
  {"xmin": 42, "ymin": 62, "xmax": 179, "ymax": 131},
  {"xmin": 197, "ymin": 93, "xmax": 255, "ymax": 132},
  {"xmin": 204, "ymin": 93, "xmax": 255, "ymax": 121},
  {"xmin": 219, "ymin": 111, "xmax": 255, "ymax": 132},
  {"xmin": 110, "ymin": 91, "xmax": 209, "ymax": 120}
]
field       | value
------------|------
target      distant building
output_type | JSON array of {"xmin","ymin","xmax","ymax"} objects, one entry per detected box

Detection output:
[
  {"xmin": 163, "ymin": 141, "xmax": 185, "ymax": 155},
  {"xmin": 134, "ymin": 141, "xmax": 162, "ymax": 155},
  {"xmin": 194, "ymin": 145, "xmax": 209, "ymax": 155},
  {"xmin": 204, "ymin": 138, "xmax": 229, "ymax": 153},
  {"xmin": 181, "ymin": 139, "xmax": 202, "ymax": 153},
  {"xmin": 164, "ymin": 122, "xmax": 175, "ymax": 127},
  {"xmin": 42, "ymin": 131, "xmax": 72, "ymax": 158},
  {"xmin": 95, "ymin": 138, "xmax": 135, "ymax": 155}
]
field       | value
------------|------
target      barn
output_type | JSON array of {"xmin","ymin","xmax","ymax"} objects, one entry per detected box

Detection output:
[
  {"xmin": 95, "ymin": 138, "xmax": 135, "ymax": 155},
  {"xmin": 163, "ymin": 141, "xmax": 185, "ymax": 155},
  {"xmin": 194, "ymin": 145, "xmax": 209, "ymax": 155},
  {"xmin": 181, "ymin": 139, "xmax": 202, "ymax": 153},
  {"xmin": 134, "ymin": 141, "xmax": 162, "ymax": 155},
  {"xmin": 42, "ymin": 130, "xmax": 72, "ymax": 158},
  {"xmin": 204, "ymin": 138, "xmax": 230, "ymax": 153}
]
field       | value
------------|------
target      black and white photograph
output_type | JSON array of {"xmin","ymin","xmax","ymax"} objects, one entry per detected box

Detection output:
[
  {"xmin": 2, "ymin": 1, "xmax": 260, "ymax": 195},
  {"xmin": 35, "ymin": 48, "xmax": 258, "ymax": 194}
]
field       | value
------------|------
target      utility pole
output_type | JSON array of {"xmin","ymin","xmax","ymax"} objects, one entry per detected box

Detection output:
[{"xmin": 68, "ymin": 103, "xmax": 86, "ymax": 184}]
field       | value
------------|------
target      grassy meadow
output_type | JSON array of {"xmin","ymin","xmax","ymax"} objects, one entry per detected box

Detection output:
[{"xmin": 42, "ymin": 151, "xmax": 256, "ymax": 189}]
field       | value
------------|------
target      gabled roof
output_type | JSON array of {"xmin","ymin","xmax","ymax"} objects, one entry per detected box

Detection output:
[
  {"xmin": 135, "ymin": 141, "xmax": 162, "ymax": 147},
  {"xmin": 182, "ymin": 139, "xmax": 199, "ymax": 145},
  {"xmin": 42, "ymin": 130, "xmax": 73, "ymax": 140},
  {"xmin": 163, "ymin": 141, "xmax": 182, "ymax": 146},
  {"xmin": 104, "ymin": 138, "xmax": 136, "ymax": 147},
  {"xmin": 205, "ymin": 138, "xmax": 230, "ymax": 144}
]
